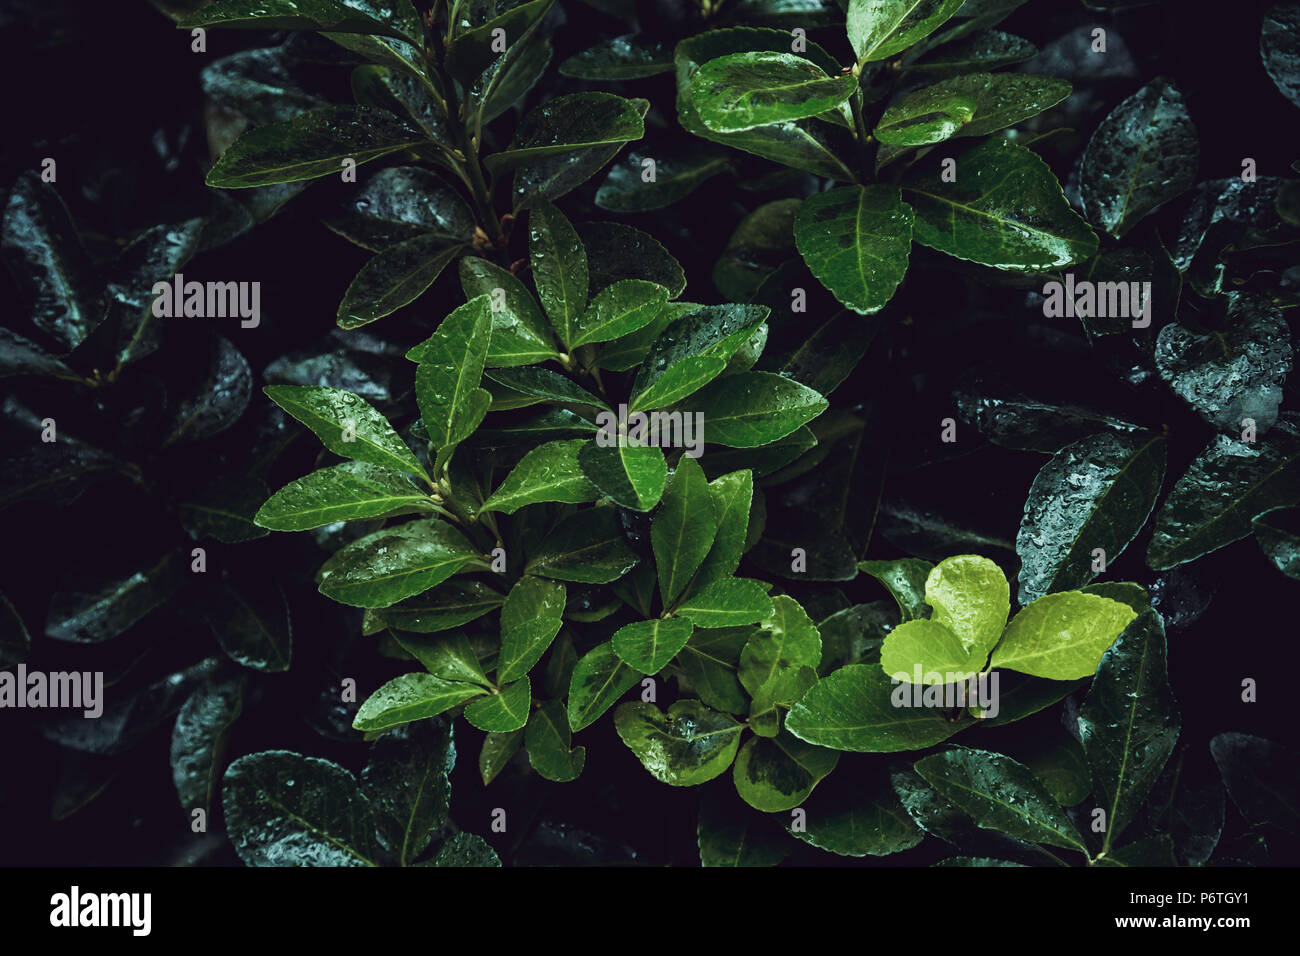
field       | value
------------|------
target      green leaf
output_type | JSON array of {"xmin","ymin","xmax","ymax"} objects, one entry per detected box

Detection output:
[
  {"xmin": 733, "ymin": 730, "xmax": 839, "ymax": 811},
  {"xmin": 692, "ymin": 470, "xmax": 754, "ymax": 591},
  {"xmin": 1147, "ymin": 417, "xmax": 1300, "ymax": 569},
  {"xmin": 317, "ymin": 521, "xmax": 480, "ymax": 608},
  {"xmin": 426, "ymin": 831, "xmax": 501, "ymax": 866},
  {"xmin": 874, "ymin": 72, "xmax": 1070, "ymax": 146},
  {"xmin": 0, "ymin": 328, "xmax": 77, "ymax": 382},
  {"xmin": 903, "ymin": 138, "xmax": 1098, "ymax": 270},
  {"xmin": 578, "ymin": 438, "xmax": 667, "ymax": 511},
  {"xmin": 567, "ymin": 641, "xmax": 640, "ymax": 731},
  {"xmin": 264, "ymin": 385, "xmax": 427, "ymax": 479},
  {"xmin": 526, "ymin": 508, "xmax": 640, "ymax": 583},
  {"xmin": 46, "ymin": 556, "xmax": 182, "ymax": 644},
  {"xmin": 880, "ymin": 618, "xmax": 981, "ymax": 683},
  {"xmin": 611, "ymin": 617, "xmax": 696, "ymax": 673},
  {"xmin": 794, "ymin": 185, "xmax": 914, "ymax": 315},
  {"xmin": 171, "ymin": 677, "xmax": 245, "ymax": 815},
  {"xmin": 207, "ymin": 106, "xmax": 428, "ymax": 188},
  {"xmin": 1253, "ymin": 506, "xmax": 1300, "ymax": 578},
  {"xmin": 614, "ymin": 700, "xmax": 744, "ymax": 785},
  {"xmin": 338, "ymin": 238, "xmax": 464, "ymax": 329},
  {"xmin": 1155, "ymin": 293, "xmax": 1292, "ymax": 436},
  {"xmin": 677, "ymin": 627, "xmax": 752, "ymax": 714},
  {"xmin": 677, "ymin": 371, "xmax": 828, "ymax": 447},
  {"xmin": 913, "ymin": 746, "xmax": 1089, "ymax": 853},
  {"xmin": 1, "ymin": 174, "xmax": 102, "ymax": 350},
  {"xmin": 179, "ymin": 477, "xmax": 271, "ymax": 544},
  {"xmin": 223, "ymin": 750, "xmax": 380, "ymax": 867},
  {"xmin": 528, "ymin": 201, "xmax": 589, "ymax": 349},
  {"xmin": 630, "ymin": 304, "xmax": 770, "ymax": 411},
  {"xmin": 483, "ymin": 366, "xmax": 608, "ymax": 408},
  {"xmin": 1014, "ymin": 730, "xmax": 1091, "ymax": 807},
  {"xmin": 179, "ymin": 0, "xmax": 420, "ymax": 42},
  {"xmin": 255, "ymin": 461, "xmax": 429, "ymax": 531},
  {"xmin": 480, "ymin": 439, "xmax": 598, "ymax": 514},
  {"xmin": 445, "ymin": 0, "xmax": 555, "ymax": 87},
  {"xmin": 498, "ymin": 576, "xmax": 566, "ymax": 682},
  {"xmin": 677, "ymin": 578, "xmax": 773, "ymax": 628},
  {"xmin": 571, "ymin": 279, "xmax": 669, "ymax": 347},
  {"xmin": 676, "ymin": 29, "xmax": 857, "ymax": 182},
  {"xmin": 858, "ymin": 558, "xmax": 932, "ymax": 621},
  {"xmin": 458, "ymin": 257, "xmax": 558, "ymax": 368},
  {"xmin": 202, "ymin": 576, "xmax": 292, "ymax": 673},
  {"xmin": 848, "ymin": 0, "xmax": 966, "ymax": 62},
  {"xmin": 526, "ymin": 700, "xmax": 586, "ymax": 782},
  {"xmin": 560, "ymin": 34, "xmax": 673, "ymax": 79},
  {"xmin": 414, "ymin": 295, "xmax": 493, "ymax": 453},
  {"xmin": 923, "ymin": 554, "xmax": 1009, "ymax": 658},
  {"xmin": 739, "ymin": 595, "xmax": 822, "ymax": 706},
  {"xmin": 361, "ymin": 720, "xmax": 455, "ymax": 864},
  {"xmin": 653, "ymin": 455, "xmax": 717, "ymax": 605},
  {"xmin": 486, "ymin": 92, "xmax": 646, "ymax": 174},
  {"xmin": 353, "ymin": 673, "xmax": 486, "ymax": 732},
  {"xmin": 989, "ymin": 591, "xmax": 1137, "ymax": 680},
  {"xmin": 1017, "ymin": 433, "xmax": 1166, "ymax": 605},
  {"xmin": 374, "ymin": 580, "xmax": 504, "ymax": 633},
  {"xmin": 479, "ymin": 729, "xmax": 524, "ymax": 785},
  {"xmin": 790, "ymin": 764, "xmax": 923, "ymax": 856},
  {"xmin": 1080, "ymin": 78, "xmax": 1198, "ymax": 239},
  {"xmin": 464, "ymin": 676, "xmax": 531, "ymax": 732},
  {"xmin": 1078, "ymin": 608, "xmax": 1179, "ymax": 850},
  {"xmin": 785, "ymin": 663, "xmax": 971, "ymax": 751},
  {"xmin": 392, "ymin": 630, "xmax": 491, "ymax": 686},
  {"xmin": 698, "ymin": 790, "xmax": 788, "ymax": 866},
  {"xmin": 691, "ymin": 52, "xmax": 858, "ymax": 133},
  {"xmin": 350, "ymin": 65, "xmax": 449, "ymax": 144}
]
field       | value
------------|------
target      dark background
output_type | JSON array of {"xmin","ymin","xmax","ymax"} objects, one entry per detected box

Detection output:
[{"xmin": 0, "ymin": 0, "xmax": 1296, "ymax": 867}]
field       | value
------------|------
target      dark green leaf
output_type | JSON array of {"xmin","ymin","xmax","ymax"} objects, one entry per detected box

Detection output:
[
  {"xmin": 526, "ymin": 700, "xmax": 586, "ymax": 781},
  {"xmin": 1210, "ymin": 733, "xmax": 1300, "ymax": 837},
  {"xmin": 848, "ymin": 0, "xmax": 966, "ymax": 62},
  {"xmin": 678, "ymin": 578, "xmax": 773, "ymax": 628},
  {"xmin": 46, "ymin": 556, "xmax": 182, "ymax": 644},
  {"xmin": 615, "ymin": 700, "xmax": 744, "ymax": 785},
  {"xmin": 577, "ymin": 220, "xmax": 687, "ymax": 298},
  {"xmin": 790, "ymin": 763, "xmax": 922, "ymax": 855},
  {"xmin": 480, "ymin": 439, "xmax": 599, "ymax": 514},
  {"xmin": 875, "ymin": 73, "xmax": 1070, "ymax": 146},
  {"xmin": 458, "ymin": 257, "xmax": 559, "ymax": 367},
  {"xmin": 486, "ymin": 92, "xmax": 646, "ymax": 174},
  {"xmin": 171, "ymin": 676, "xmax": 245, "ymax": 815},
  {"xmin": 560, "ymin": 34, "xmax": 673, "ymax": 79},
  {"xmin": 180, "ymin": 0, "xmax": 421, "ymax": 42},
  {"xmin": 858, "ymin": 558, "xmax": 933, "ymax": 621},
  {"xmin": 361, "ymin": 719, "xmax": 455, "ymax": 863},
  {"xmin": 1262, "ymin": 2, "xmax": 1300, "ymax": 109},
  {"xmin": 202, "ymin": 575, "xmax": 293, "ymax": 672},
  {"xmin": 691, "ymin": 52, "xmax": 857, "ymax": 133},
  {"xmin": 526, "ymin": 508, "xmax": 640, "ymax": 583},
  {"xmin": 317, "ymin": 520, "xmax": 479, "ymax": 608},
  {"xmin": 794, "ymin": 186, "xmax": 913, "ymax": 314},
  {"xmin": 256, "ymin": 461, "xmax": 429, "ymax": 531},
  {"xmin": 567, "ymin": 640, "xmax": 640, "ymax": 731},
  {"xmin": 596, "ymin": 146, "xmax": 731, "ymax": 213},
  {"xmin": 1254, "ymin": 506, "xmax": 1300, "ymax": 578},
  {"xmin": 529, "ymin": 201, "xmax": 589, "ymax": 349},
  {"xmin": 611, "ymin": 617, "xmax": 696, "ymax": 673},
  {"xmin": 264, "ymin": 384, "xmax": 427, "ymax": 478},
  {"xmin": 653, "ymin": 455, "xmax": 717, "ymax": 605},
  {"xmin": 353, "ymin": 672, "xmax": 485, "ymax": 732},
  {"xmin": 698, "ymin": 789, "xmax": 788, "ymax": 866},
  {"xmin": 325, "ymin": 167, "xmax": 472, "ymax": 252},
  {"xmin": 578, "ymin": 438, "xmax": 667, "ymax": 511}
]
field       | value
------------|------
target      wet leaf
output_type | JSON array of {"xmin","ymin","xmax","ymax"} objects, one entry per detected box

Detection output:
[
  {"xmin": 1016, "ymin": 432, "xmax": 1166, "ymax": 604},
  {"xmin": 1078, "ymin": 608, "xmax": 1179, "ymax": 851},
  {"xmin": 464, "ymin": 676, "xmax": 531, "ymax": 732},
  {"xmin": 459, "ymin": 256, "xmax": 559, "ymax": 367},
  {"xmin": 1261, "ymin": 2, "xmax": 1300, "ymax": 109},
  {"xmin": 989, "ymin": 591, "xmax": 1137, "ymax": 680},
  {"xmin": 361, "ymin": 719, "xmax": 455, "ymax": 863},
  {"xmin": 264, "ymin": 384, "xmax": 427, "ymax": 478},
  {"xmin": 875, "ymin": 73, "xmax": 1070, "ymax": 146},
  {"xmin": 1147, "ymin": 416, "xmax": 1300, "ymax": 569},
  {"xmin": 339, "ymin": 238, "xmax": 464, "ymax": 329},
  {"xmin": 611, "ymin": 617, "xmax": 695, "ymax": 673},
  {"xmin": 179, "ymin": 0, "xmax": 421, "ymax": 42},
  {"xmin": 596, "ymin": 146, "xmax": 731, "ymax": 213},
  {"xmin": 526, "ymin": 508, "xmax": 640, "ymax": 583},
  {"xmin": 857, "ymin": 558, "xmax": 933, "ymax": 621},
  {"xmin": 529, "ymin": 201, "xmax": 589, "ymax": 349},
  {"xmin": 317, "ymin": 520, "xmax": 479, "ymax": 608},
  {"xmin": 498, "ymin": 576, "xmax": 565, "ymax": 681},
  {"xmin": 353, "ymin": 672, "xmax": 485, "ymax": 732},
  {"xmin": 326, "ymin": 166, "xmax": 473, "ymax": 252},
  {"xmin": 794, "ymin": 185, "xmax": 914, "ymax": 315},
  {"xmin": 630, "ymin": 304, "xmax": 769, "ymax": 411},
  {"xmin": 677, "ymin": 578, "xmax": 773, "ymax": 628},
  {"xmin": 1253, "ymin": 506, "xmax": 1300, "ymax": 578},
  {"xmin": 848, "ymin": 0, "xmax": 966, "ymax": 62},
  {"xmin": 560, "ymin": 34, "xmax": 673, "ymax": 79},
  {"xmin": 1079, "ymin": 79, "xmax": 1198, "ymax": 238},
  {"xmin": 691, "ymin": 52, "xmax": 857, "ymax": 133},
  {"xmin": 577, "ymin": 220, "xmax": 687, "ymax": 298},
  {"xmin": 486, "ymin": 92, "xmax": 646, "ymax": 174},
  {"xmin": 653, "ymin": 455, "xmax": 717, "ymax": 605},
  {"xmin": 733, "ymin": 730, "xmax": 838, "ymax": 811},
  {"xmin": 1210, "ymin": 732, "xmax": 1300, "ymax": 837},
  {"xmin": 481, "ymin": 439, "xmax": 598, "ymax": 514},
  {"xmin": 526, "ymin": 700, "xmax": 586, "ymax": 781},
  {"xmin": 373, "ymin": 580, "xmax": 504, "ymax": 632},
  {"xmin": 46, "ymin": 556, "xmax": 182, "ymax": 644},
  {"xmin": 223, "ymin": 750, "xmax": 380, "ymax": 867},
  {"xmin": 480, "ymin": 729, "xmax": 524, "ymax": 785},
  {"xmin": 790, "ymin": 763, "xmax": 923, "ymax": 855},
  {"xmin": 171, "ymin": 676, "xmax": 245, "ymax": 815},
  {"xmin": 698, "ymin": 788, "xmax": 788, "ymax": 865},
  {"xmin": 256, "ymin": 461, "xmax": 429, "ymax": 530},
  {"xmin": 614, "ymin": 699, "xmax": 744, "ymax": 786},
  {"xmin": 567, "ymin": 640, "xmax": 640, "ymax": 731},
  {"xmin": 413, "ymin": 295, "xmax": 492, "ymax": 456},
  {"xmin": 904, "ymin": 138, "xmax": 1097, "ymax": 270},
  {"xmin": 578, "ymin": 438, "xmax": 667, "ymax": 511}
]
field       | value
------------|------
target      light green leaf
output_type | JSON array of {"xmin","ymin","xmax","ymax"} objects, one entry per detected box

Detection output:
[
  {"xmin": 924, "ymin": 554, "xmax": 1009, "ymax": 658},
  {"xmin": 629, "ymin": 304, "xmax": 769, "ymax": 411},
  {"xmin": 611, "ymin": 617, "xmax": 696, "ymax": 673},
  {"xmin": 794, "ymin": 185, "xmax": 914, "ymax": 315},
  {"xmin": 498, "ymin": 576, "xmax": 566, "ymax": 682},
  {"xmin": 414, "ymin": 295, "xmax": 493, "ymax": 454},
  {"xmin": 677, "ymin": 578, "xmax": 773, "ymax": 628},
  {"xmin": 571, "ymin": 279, "xmax": 669, "ymax": 347},
  {"xmin": 614, "ymin": 700, "xmax": 744, "ymax": 785},
  {"xmin": 264, "ymin": 384, "xmax": 426, "ymax": 479},
  {"xmin": 879, "ymin": 618, "xmax": 981, "ymax": 683},
  {"xmin": 739, "ymin": 594, "xmax": 821, "ymax": 708},
  {"xmin": 692, "ymin": 469, "xmax": 754, "ymax": 591},
  {"xmin": 989, "ymin": 591, "xmax": 1138, "ymax": 680},
  {"xmin": 353, "ymin": 673, "xmax": 486, "ymax": 732}
]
